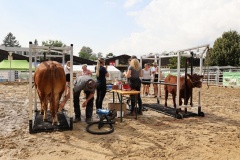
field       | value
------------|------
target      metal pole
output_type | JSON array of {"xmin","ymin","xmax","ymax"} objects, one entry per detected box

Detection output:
[
  {"xmin": 176, "ymin": 51, "xmax": 181, "ymax": 110},
  {"xmin": 158, "ymin": 57, "xmax": 161, "ymax": 98},
  {"xmin": 29, "ymin": 42, "xmax": 33, "ymax": 133},
  {"xmin": 70, "ymin": 44, "xmax": 73, "ymax": 119},
  {"xmin": 8, "ymin": 52, "xmax": 12, "ymax": 82},
  {"xmin": 140, "ymin": 56, "xmax": 142, "ymax": 68},
  {"xmin": 34, "ymin": 51, "xmax": 37, "ymax": 111},
  {"xmin": 184, "ymin": 58, "xmax": 187, "ymax": 105},
  {"xmin": 10, "ymin": 55, "xmax": 11, "ymax": 81}
]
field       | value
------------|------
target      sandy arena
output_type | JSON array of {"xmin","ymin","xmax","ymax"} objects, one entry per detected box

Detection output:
[{"xmin": 0, "ymin": 83, "xmax": 240, "ymax": 160}]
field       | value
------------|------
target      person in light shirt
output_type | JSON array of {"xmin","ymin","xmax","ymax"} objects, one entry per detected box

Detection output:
[
  {"xmin": 81, "ymin": 64, "xmax": 92, "ymax": 76},
  {"xmin": 141, "ymin": 63, "xmax": 151, "ymax": 97}
]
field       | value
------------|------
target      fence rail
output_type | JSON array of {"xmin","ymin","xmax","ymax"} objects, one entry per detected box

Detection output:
[{"xmin": 1, "ymin": 67, "xmax": 240, "ymax": 87}]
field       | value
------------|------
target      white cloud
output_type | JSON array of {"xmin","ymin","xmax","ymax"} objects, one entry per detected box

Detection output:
[
  {"xmin": 109, "ymin": 0, "xmax": 240, "ymax": 56},
  {"xmin": 124, "ymin": 0, "xmax": 143, "ymax": 8}
]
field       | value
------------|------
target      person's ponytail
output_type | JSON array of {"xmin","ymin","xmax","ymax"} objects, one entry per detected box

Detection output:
[
  {"xmin": 96, "ymin": 60, "xmax": 100, "ymax": 77},
  {"xmin": 96, "ymin": 58, "xmax": 105, "ymax": 77}
]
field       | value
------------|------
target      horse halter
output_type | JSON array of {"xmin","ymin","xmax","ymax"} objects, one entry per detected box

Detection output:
[{"xmin": 187, "ymin": 75, "xmax": 202, "ymax": 87}]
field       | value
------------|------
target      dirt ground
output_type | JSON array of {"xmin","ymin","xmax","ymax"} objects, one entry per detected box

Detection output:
[{"xmin": 0, "ymin": 83, "xmax": 240, "ymax": 160}]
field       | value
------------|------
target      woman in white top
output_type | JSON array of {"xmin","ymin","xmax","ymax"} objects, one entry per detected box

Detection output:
[
  {"xmin": 141, "ymin": 63, "xmax": 151, "ymax": 97},
  {"xmin": 151, "ymin": 62, "xmax": 163, "ymax": 97}
]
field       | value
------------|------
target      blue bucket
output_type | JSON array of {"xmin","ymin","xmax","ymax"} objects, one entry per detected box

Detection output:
[{"xmin": 107, "ymin": 84, "xmax": 113, "ymax": 90}]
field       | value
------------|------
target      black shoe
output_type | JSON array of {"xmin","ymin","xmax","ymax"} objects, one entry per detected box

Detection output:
[
  {"xmin": 142, "ymin": 107, "xmax": 148, "ymax": 111},
  {"xmin": 86, "ymin": 118, "xmax": 92, "ymax": 124},
  {"xmin": 73, "ymin": 117, "xmax": 81, "ymax": 123},
  {"xmin": 138, "ymin": 110, "xmax": 143, "ymax": 115}
]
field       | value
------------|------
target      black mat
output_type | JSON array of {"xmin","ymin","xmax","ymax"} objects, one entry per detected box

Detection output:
[
  {"xmin": 142, "ymin": 103, "xmax": 199, "ymax": 118},
  {"xmin": 31, "ymin": 110, "xmax": 71, "ymax": 133}
]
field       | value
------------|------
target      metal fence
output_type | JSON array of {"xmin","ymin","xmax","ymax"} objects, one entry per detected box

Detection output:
[
  {"xmin": 1, "ymin": 66, "xmax": 240, "ymax": 87},
  {"xmin": 0, "ymin": 70, "xmax": 30, "ymax": 82},
  {"xmin": 161, "ymin": 66, "xmax": 240, "ymax": 87}
]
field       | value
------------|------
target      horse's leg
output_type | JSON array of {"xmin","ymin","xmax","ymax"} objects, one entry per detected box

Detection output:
[
  {"xmin": 179, "ymin": 98, "xmax": 182, "ymax": 106},
  {"xmin": 179, "ymin": 98, "xmax": 184, "ymax": 113},
  {"xmin": 164, "ymin": 88, "xmax": 168, "ymax": 107},
  {"xmin": 43, "ymin": 98, "xmax": 48, "ymax": 122},
  {"xmin": 185, "ymin": 97, "xmax": 190, "ymax": 114},
  {"xmin": 172, "ymin": 94, "xmax": 176, "ymax": 108}
]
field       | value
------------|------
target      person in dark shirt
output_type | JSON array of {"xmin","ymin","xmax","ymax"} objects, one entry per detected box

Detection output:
[{"xmin": 95, "ymin": 58, "xmax": 109, "ymax": 110}]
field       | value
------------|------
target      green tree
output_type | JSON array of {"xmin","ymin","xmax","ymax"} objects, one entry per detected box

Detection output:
[
  {"xmin": 206, "ymin": 30, "xmax": 240, "ymax": 66},
  {"xmin": 42, "ymin": 40, "xmax": 65, "ymax": 47},
  {"xmin": 78, "ymin": 46, "xmax": 93, "ymax": 59},
  {"xmin": 2, "ymin": 32, "xmax": 21, "ymax": 47},
  {"xmin": 106, "ymin": 53, "xmax": 114, "ymax": 58},
  {"xmin": 42, "ymin": 40, "xmax": 66, "ymax": 54},
  {"xmin": 90, "ymin": 53, "xmax": 98, "ymax": 60},
  {"xmin": 97, "ymin": 52, "xmax": 103, "ymax": 58},
  {"xmin": 41, "ymin": 40, "xmax": 66, "ymax": 61},
  {"xmin": 34, "ymin": 39, "xmax": 38, "ymax": 45},
  {"xmin": 167, "ymin": 54, "xmax": 188, "ymax": 69}
]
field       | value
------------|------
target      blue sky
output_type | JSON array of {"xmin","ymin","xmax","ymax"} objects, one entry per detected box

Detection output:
[{"xmin": 0, "ymin": 0, "xmax": 239, "ymax": 57}]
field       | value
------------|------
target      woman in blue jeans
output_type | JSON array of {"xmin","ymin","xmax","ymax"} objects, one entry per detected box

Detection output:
[{"xmin": 95, "ymin": 58, "xmax": 109, "ymax": 110}]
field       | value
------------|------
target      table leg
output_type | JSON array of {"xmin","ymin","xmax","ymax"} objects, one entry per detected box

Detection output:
[
  {"xmin": 113, "ymin": 92, "xmax": 115, "ymax": 103},
  {"xmin": 135, "ymin": 95, "xmax": 138, "ymax": 120},
  {"xmin": 120, "ymin": 94, "xmax": 123, "ymax": 122}
]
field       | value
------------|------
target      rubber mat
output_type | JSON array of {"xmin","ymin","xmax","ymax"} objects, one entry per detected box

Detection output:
[
  {"xmin": 142, "ymin": 103, "xmax": 199, "ymax": 118},
  {"xmin": 31, "ymin": 110, "xmax": 71, "ymax": 133}
]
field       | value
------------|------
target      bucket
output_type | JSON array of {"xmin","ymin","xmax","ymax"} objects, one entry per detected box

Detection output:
[
  {"xmin": 107, "ymin": 85, "xmax": 113, "ymax": 90},
  {"xmin": 117, "ymin": 111, "xmax": 124, "ymax": 118}
]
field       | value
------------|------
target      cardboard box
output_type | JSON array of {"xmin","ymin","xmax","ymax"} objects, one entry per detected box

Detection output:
[{"xmin": 108, "ymin": 103, "xmax": 127, "ymax": 117}]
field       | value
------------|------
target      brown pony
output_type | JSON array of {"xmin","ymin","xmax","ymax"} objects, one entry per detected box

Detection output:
[
  {"xmin": 164, "ymin": 74, "xmax": 203, "ymax": 109},
  {"xmin": 34, "ymin": 61, "xmax": 66, "ymax": 125}
]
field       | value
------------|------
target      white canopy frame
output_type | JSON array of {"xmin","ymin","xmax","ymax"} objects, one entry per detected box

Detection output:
[
  {"xmin": 28, "ymin": 42, "xmax": 74, "ymax": 132},
  {"xmin": 140, "ymin": 44, "xmax": 209, "ymax": 117}
]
